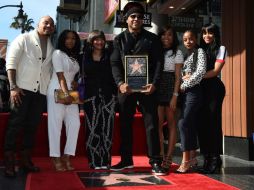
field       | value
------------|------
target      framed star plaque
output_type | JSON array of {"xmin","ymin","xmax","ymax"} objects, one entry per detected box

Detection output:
[{"xmin": 125, "ymin": 55, "xmax": 148, "ymax": 92}]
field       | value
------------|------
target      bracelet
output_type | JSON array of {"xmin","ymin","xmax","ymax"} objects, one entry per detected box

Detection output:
[
  {"xmin": 173, "ymin": 92, "xmax": 179, "ymax": 97},
  {"xmin": 63, "ymin": 92, "xmax": 69, "ymax": 98}
]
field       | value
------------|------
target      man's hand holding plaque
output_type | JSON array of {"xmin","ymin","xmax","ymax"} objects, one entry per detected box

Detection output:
[
  {"xmin": 119, "ymin": 83, "xmax": 133, "ymax": 94},
  {"xmin": 141, "ymin": 84, "xmax": 156, "ymax": 95}
]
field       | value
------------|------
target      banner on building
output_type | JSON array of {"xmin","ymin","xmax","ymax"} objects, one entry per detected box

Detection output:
[
  {"xmin": 104, "ymin": 0, "xmax": 119, "ymax": 23},
  {"xmin": 114, "ymin": 10, "xmax": 152, "ymax": 28},
  {"xmin": 0, "ymin": 39, "xmax": 8, "ymax": 59}
]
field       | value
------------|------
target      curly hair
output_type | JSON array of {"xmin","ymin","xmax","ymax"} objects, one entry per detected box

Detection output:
[{"xmin": 57, "ymin": 30, "xmax": 81, "ymax": 60}]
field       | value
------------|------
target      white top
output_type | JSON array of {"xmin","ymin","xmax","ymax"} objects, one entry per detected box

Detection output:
[
  {"xmin": 47, "ymin": 50, "xmax": 80, "ymax": 93},
  {"xmin": 163, "ymin": 49, "xmax": 184, "ymax": 72},
  {"xmin": 6, "ymin": 30, "xmax": 54, "ymax": 95}
]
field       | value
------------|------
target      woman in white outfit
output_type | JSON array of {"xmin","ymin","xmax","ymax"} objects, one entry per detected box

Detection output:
[{"xmin": 47, "ymin": 30, "xmax": 81, "ymax": 171}]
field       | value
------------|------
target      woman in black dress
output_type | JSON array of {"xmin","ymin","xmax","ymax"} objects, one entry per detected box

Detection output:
[
  {"xmin": 82, "ymin": 30, "xmax": 117, "ymax": 169},
  {"xmin": 198, "ymin": 23, "xmax": 227, "ymax": 174}
]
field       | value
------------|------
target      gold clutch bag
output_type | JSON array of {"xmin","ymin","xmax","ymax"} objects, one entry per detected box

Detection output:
[{"xmin": 54, "ymin": 89, "xmax": 81, "ymax": 104}]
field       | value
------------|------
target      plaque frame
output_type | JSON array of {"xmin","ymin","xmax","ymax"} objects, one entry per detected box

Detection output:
[{"xmin": 124, "ymin": 55, "xmax": 149, "ymax": 92}]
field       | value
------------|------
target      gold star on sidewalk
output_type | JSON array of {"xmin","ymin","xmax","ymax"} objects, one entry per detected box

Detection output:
[{"xmin": 81, "ymin": 173, "xmax": 156, "ymax": 186}]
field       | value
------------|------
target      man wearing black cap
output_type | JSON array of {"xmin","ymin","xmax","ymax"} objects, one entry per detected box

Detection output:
[{"xmin": 110, "ymin": 2, "xmax": 166, "ymax": 175}]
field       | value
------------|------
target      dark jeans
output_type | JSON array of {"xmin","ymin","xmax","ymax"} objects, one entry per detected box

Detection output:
[
  {"xmin": 4, "ymin": 89, "xmax": 46, "ymax": 152},
  {"xmin": 118, "ymin": 92, "xmax": 161, "ymax": 165},
  {"xmin": 178, "ymin": 85, "xmax": 203, "ymax": 151}
]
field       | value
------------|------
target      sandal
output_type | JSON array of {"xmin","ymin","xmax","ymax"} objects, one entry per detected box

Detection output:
[
  {"xmin": 162, "ymin": 156, "xmax": 172, "ymax": 169},
  {"xmin": 52, "ymin": 157, "xmax": 66, "ymax": 172},
  {"xmin": 61, "ymin": 155, "xmax": 74, "ymax": 171},
  {"xmin": 175, "ymin": 160, "xmax": 191, "ymax": 173}
]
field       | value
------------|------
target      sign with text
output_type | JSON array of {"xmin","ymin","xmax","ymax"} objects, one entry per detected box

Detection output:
[
  {"xmin": 114, "ymin": 10, "xmax": 152, "ymax": 28},
  {"xmin": 169, "ymin": 16, "xmax": 203, "ymax": 32}
]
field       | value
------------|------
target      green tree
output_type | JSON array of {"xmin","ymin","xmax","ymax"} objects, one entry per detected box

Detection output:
[{"xmin": 10, "ymin": 13, "xmax": 34, "ymax": 33}]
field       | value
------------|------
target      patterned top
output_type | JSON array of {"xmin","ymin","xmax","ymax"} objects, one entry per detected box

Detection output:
[
  {"xmin": 181, "ymin": 48, "xmax": 206, "ymax": 91},
  {"xmin": 163, "ymin": 49, "xmax": 184, "ymax": 71}
]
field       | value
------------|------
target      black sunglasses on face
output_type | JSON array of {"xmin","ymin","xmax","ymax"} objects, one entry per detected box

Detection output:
[{"xmin": 129, "ymin": 14, "xmax": 143, "ymax": 20}]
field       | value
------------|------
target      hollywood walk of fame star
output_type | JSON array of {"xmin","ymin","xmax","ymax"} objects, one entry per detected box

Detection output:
[
  {"xmin": 129, "ymin": 59, "xmax": 143, "ymax": 74},
  {"xmin": 80, "ymin": 173, "xmax": 156, "ymax": 186}
]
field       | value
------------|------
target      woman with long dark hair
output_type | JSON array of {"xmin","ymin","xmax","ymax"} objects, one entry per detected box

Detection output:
[
  {"xmin": 82, "ymin": 30, "xmax": 117, "ymax": 169},
  {"xmin": 47, "ymin": 30, "xmax": 81, "ymax": 171},
  {"xmin": 157, "ymin": 25, "xmax": 183, "ymax": 170},
  {"xmin": 198, "ymin": 23, "xmax": 227, "ymax": 174}
]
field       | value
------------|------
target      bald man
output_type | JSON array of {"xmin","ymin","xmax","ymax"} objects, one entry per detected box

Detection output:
[{"xmin": 3, "ymin": 16, "xmax": 55, "ymax": 177}]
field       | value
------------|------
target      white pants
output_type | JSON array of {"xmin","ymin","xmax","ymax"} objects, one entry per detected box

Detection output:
[{"xmin": 47, "ymin": 97, "xmax": 80, "ymax": 157}]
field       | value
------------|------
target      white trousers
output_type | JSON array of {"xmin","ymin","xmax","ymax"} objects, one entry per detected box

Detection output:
[{"xmin": 47, "ymin": 97, "xmax": 80, "ymax": 157}]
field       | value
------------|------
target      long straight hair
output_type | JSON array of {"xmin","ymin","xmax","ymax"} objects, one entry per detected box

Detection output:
[
  {"xmin": 200, "ymin": 23, "xmax": 221, "ymax": 57},
  {"xmin": 158, "ymin": 24, "xmax": 179, "ymax": 55}
]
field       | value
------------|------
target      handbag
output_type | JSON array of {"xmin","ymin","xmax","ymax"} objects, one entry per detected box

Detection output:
[{"xmin": 54, "ymin": 89, "xmax": 81, "ymax": 104}]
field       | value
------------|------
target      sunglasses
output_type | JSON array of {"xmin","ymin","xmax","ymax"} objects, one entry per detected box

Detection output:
[{"xmin": 129, "ymin": 14, "xmax": 143, "ymax": 20}]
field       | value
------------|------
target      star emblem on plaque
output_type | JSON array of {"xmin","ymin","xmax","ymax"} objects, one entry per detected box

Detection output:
[{"xmin": 125, "ymin": 55, "xmax": 148, "ymax": 92}]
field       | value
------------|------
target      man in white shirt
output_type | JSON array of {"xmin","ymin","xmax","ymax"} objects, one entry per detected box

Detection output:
[{"xmin": 3, "ymin": 16, "xmax": 55, "ymax": 178}]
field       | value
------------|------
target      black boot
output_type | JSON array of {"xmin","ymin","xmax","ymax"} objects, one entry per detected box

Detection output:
[
  {"xmin": 203, "ymin": 155, "xmax": 222, "ymax": 174},
  {"xmin": 202, "ymin": 154, "xmax": 209, "ymax": 171},
  {"xmin": 20, "ymin": 150, "xmax": 40, "ymax": 173},
  {"xmin": 3, "ymin": 151, "xmax": 16, "ymax": 178}
]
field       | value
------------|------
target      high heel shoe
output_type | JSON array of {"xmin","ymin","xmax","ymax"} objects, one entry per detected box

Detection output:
[
  {"xmin": 162, "ymin": 155, "xmax": 172, "ymax": 169},
  {"xmin": 202, "ymin": 156, "xmax": 222, "ymax": 174},
  {"xmin": 175, "ymin": 160, "xmax": 191, "ymax": 173},
  {"xmin": 61, "ymin": 155, "xmax": 74, "ymax": 171},
  {"xmin": 189, "ymin": 157, "xmax": 198, "ymax": 168},
  {"xmin": 52, "ymin": 157, "xmax": 66, "ymax": 172}
]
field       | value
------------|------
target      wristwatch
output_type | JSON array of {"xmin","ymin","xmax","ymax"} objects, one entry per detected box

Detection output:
[
  {"xmin": 173, "ymin": 92, "xmax": 179, "ymax": 97},
  {"xmin": 10, "ymin": 84, "xmax": 18, "ymax": 91}
]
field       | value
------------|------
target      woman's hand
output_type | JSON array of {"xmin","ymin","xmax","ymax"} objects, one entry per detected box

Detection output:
[
  {"xmin": 169, "ymin": 95, "xmax": 177, "ymax": 111},
  {"xmin": 182, "ymin": 74, "xmax": 191, "ymax": 80}
]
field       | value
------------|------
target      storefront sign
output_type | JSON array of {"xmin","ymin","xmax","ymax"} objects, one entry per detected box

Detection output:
[
  {"xmin": 170, "ymin": 16, "xmax": 203, "ymax": 32},
  {"xmin": 114, "ymin": 10, "xmax": 152, "ymax": 28}
]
